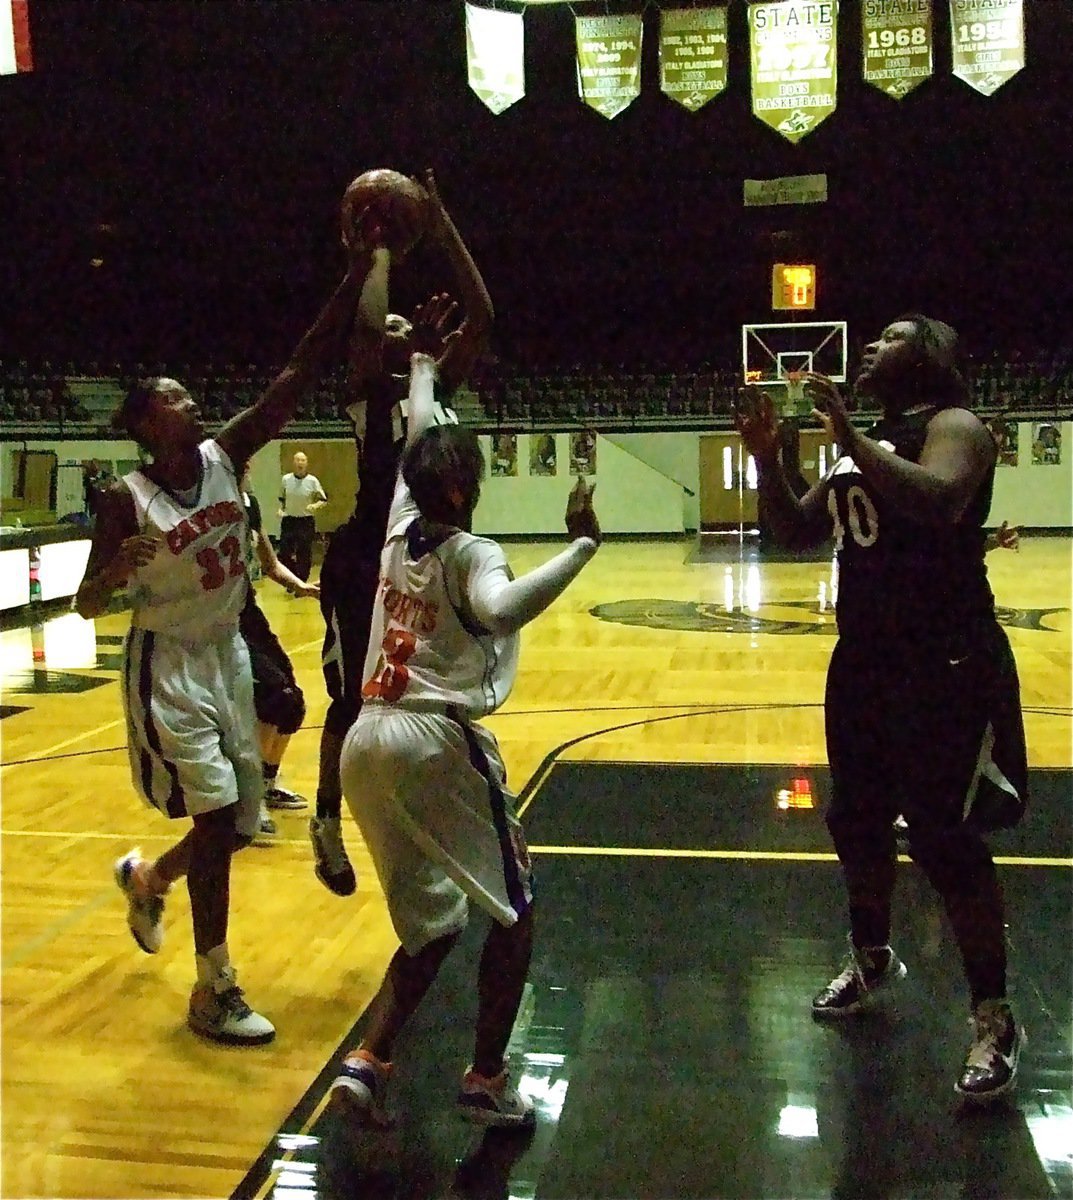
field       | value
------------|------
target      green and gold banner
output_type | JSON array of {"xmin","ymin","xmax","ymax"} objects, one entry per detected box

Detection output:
[
  {"xmin": 862, "ymin": 0, "xmax": 933, "ymax": 98},
  {"xmin": 950, "ymin": 0, "xmax": 1024, "ymax": 96},
  {"xmin": 659, "ymin": 7, "xmax": 728, "ymax": 112},
  {"xmin": 465, "ymin": 2, "xmax": 526, "ymax": 115},
  {"xmin": 749, "ymin": 2, "xmax": 838, "ymax": 143},
  {"xmin": 575, "ymin": 14, "xmax": 643, "ymax": 120}
]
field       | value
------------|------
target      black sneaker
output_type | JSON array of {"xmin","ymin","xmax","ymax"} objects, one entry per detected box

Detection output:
[
  {"xmin": 309, "ymin": 816, "xmax": 357, "ymax": 896},
  {"xmin": 265, "ymin": 784, "xmax": 308, "ymax": 810},
  {"xmin": 956, "ymin": 1000, "xmax": 1025, "ymax": 1103},
  {"xmin": 812, "ymin": 941, "xmax": 907, "ymax": 1018}
]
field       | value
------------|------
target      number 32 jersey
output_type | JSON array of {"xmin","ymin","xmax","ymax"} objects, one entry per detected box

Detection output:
[
  {"xmin": 825, "ymin": 407, "xmax": 997, "ymax": 644},
  {"xmin": 123, "ymin": 440, "xmax": 250, "ymax": 642}
]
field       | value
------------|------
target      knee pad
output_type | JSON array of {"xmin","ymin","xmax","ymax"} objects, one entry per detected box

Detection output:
[{"xmin": 260, "ymin": 683, "xmax": 306, "ymax": 735}]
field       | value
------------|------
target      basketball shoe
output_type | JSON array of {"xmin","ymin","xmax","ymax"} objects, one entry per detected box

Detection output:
[
  {"xmin": 330, "ymin": 1048, "xmax": 393, "ymax": 1125},
  {"xmin": 187, "ymin": 966, "xmax": 275, "ymax": 1046},
  {"xmin": 113, "ymin": 849, "xmax": 167, "ymax": 954},
  {"xmin": 265, "ymin": 783, "xmax": 307, "ymax": 810},
  {"xmin": 812, "ymin": 940, "xmax": 907, "ymax": 1017},
  {"xmin": 956, "ymin": 1000, "xmax": 1025, "ymax": 1103},
  {"xmin": 309, "ymin": 816, "xmax": 357, "ymax": 896},
  {"xmin": 458, "ymin": 1065, "xmax": 535, "ymax": 1128}
]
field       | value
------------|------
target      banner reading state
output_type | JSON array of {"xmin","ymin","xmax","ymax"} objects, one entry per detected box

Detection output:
[
  {"xmin": 950, "ymin": 0, "xmax": 1024, "ymax": 96},
  {"xmin": 749, "ymin": 2, "xmax": 838, "ymax": 143},
  {"xmin": 659, "ymin": 7, "xmax": 728, "ymax": 112},
  {"xmin": 862, "ymin": 0, "xmax": 933, "ymax": 99},
  {"xmin": 465, "ymin": 3, "xmax": 525, "ymax": 115},
  {"xmin": 576, "ymin": 13, "xmax": 643, "ymax": 119}
]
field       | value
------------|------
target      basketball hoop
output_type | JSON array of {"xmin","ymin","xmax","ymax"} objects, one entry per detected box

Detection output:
[{"xmin": 780, "ymin": 370, "xmax": 810, "ymax": 418}]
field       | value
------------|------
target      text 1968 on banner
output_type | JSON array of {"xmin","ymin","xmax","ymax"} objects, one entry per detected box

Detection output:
[{"xmin": 862, "ymin": 0, "xmax": 934, "ymax": 99}]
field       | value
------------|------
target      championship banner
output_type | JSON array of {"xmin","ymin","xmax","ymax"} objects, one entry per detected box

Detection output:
[
  {"xmin": 465, "ymin": 3, "xmax": 525, "ymax": 115},
  {"xmin": 950, "ymin": 0, "xmax": 1024, "ymax": 96},
  {"xmin": 744, "ymin": 173, "xmax": 828, "ymax": 206},
  {"xmin": 575, "ymin": 14, "xmax": 643, "ymax": 120},
  {"xmin": 749, "ymin": 2, "xmax": 838, "ymax": 143},
  {"xmin": 862, "ymin": 0, "xmax": 933, "ymax": 99},
  {"xmin": 659, "ymin": 7, "xmax": 728, "ymax": 112},
  {"xmin": 1, "ymin": 0, "xmax": 33, "ymax": 75}
]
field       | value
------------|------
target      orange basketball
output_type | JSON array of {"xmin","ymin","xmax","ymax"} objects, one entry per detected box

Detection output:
[{"xmin": 340, "ymin": 168, "xmax": 430, "ymax": 258}]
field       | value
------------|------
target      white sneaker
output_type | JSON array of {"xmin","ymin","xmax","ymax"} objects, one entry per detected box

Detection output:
[
  {"xmin": 113, "ymin": 849, "xmax": 166, "ymax": 954},
  {"xmin": 309, "ymin": 816, "xmax": 357, "ymax": 896},
  {"xmin": 458, "ymin": 1065, "xmax": 535, "ymax": 1128},
  {"xmin": 187, "ymin": 967, "xmax": 275, "ymax": 1046},
  {"xmin": 956, "ymin": 1000, "xmax": 1025, "ymax": 1103}
]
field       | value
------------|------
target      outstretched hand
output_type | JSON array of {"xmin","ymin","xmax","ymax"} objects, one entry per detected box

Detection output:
[
  {"xmin": 732, "ymin": 386, "xmax": 780, "ymax": 464},
  {"xmin": 565, "ymin": 474, "xmax": 601, "ymax": 544},
  {"xmin": 805, "ymin": 374, "xmax": 855, "ymax": 449},
  {"xmin": 410, "ymin": 292, "xmax": 460, "ymax": 359}
]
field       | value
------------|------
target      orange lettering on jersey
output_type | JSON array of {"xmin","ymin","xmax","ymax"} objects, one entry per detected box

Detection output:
[
  {"xmin": 378, "ymin": 577, "xmax": 438, "ymax": 634},
  {"xmin": 166, "ymin": 500, "xmax": 243, "ymax": 555}
]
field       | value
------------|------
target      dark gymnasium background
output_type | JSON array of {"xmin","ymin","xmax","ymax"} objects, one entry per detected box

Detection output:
[{"xmin": 2, "ymin": 0, "xmax": 1071, "ymax": 379}]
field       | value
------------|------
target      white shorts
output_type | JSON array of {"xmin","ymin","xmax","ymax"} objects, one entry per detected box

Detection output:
[
  {"xmin": 340, "ymin": 706, "xmax": 534, "ymax": 955},
  {"xmin": 122, "ymin": 626, "xmax": 262, "ymax": 840}
]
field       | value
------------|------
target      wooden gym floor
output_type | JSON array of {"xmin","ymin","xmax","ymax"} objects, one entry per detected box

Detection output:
[{"xmin": 1, "ymin": 535, "xmax": 1070, "ymax": 1199}]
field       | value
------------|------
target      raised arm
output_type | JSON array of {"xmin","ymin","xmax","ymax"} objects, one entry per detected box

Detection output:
[
  {"xmin": 254, "ymin": 528, "xmax": 319, "ymax": 597},
  {"xmin": 733, "ymin": 387, "xmax": 831, "ymax": 550},
  {"xmin": 465, "ymin": 478, "xmax": 600, "ymax": 637},
  {"xmin": 75, "ymin": 483, "xmax": 157, "ymax": 618},
  {"xmin": 216, "ymin": 251, "xmax": 371, "ymax": 469},
  {"xmin": 422, "ymin": 170, "xmax": 493, "ymax": 393}
]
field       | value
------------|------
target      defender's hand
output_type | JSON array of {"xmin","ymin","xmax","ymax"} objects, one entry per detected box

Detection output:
[
  {"xmin": 565, "ymin": 475, "xmax": 600, "ymax": 544},
  {"xmin": 733, "ymin": 386, "xmax": 780, "ymax": 464}
]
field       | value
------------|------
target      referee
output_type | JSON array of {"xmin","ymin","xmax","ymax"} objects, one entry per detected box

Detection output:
[{"xmin": 278, "ymin": 451, "xmax": 327, "ymax": 582}]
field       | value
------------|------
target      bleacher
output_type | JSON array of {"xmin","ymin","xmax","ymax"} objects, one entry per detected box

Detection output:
[{"xmin": 1, "ymin": 350, "xmax": 1070, "ymax": 439}]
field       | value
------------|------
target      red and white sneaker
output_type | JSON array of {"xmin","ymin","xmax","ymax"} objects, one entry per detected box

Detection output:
[
  {"xmin": 331, "ymin": 1048, "xmax": 393, "ymax": 1125},
  {"xmin": 458, "ymin": 1065, "xmax": 535, "ymax": 1128}
]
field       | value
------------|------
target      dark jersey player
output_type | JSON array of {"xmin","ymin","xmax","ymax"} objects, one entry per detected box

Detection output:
[
  {"xmin": 734, "ymin": 314, "xmax": 1028, "ymax": 1106},
  {"xmin": 310, "ymin": 170, "xmax": 493, "ymax": 895}
]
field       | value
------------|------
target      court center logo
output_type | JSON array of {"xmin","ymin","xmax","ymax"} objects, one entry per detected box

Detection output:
[{"xmin": 589, "ymin": 600, "xmax": 1067, "ymax": 635}]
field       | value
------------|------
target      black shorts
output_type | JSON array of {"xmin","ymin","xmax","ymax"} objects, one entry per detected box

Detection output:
[
  {"xmin": 240, "ymin": 598, "xmax": 305, "ymax": 733},
  {"xmin": 825, "ymin": 620, "xmax": 1027, "ymax": 832},
  {"xmin": 320, "ymin": 519, "xmax": 382, "ymax": 722}
]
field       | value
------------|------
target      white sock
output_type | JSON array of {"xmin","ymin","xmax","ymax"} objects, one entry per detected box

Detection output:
[{"xmin": 195, "ymin": 943, "xmax": 232, "ymax": 989}]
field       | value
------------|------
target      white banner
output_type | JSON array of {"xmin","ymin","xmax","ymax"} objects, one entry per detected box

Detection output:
[
  {"xmin": 744, "ymin": 174, "xmax": 828, "ymax": 206},
  {"xmin": 465, "ymin": 3, "xmax": 525, "ymax": 115},
  {"xmin": 950, "ymin": 0, "xmax": 1024, "ymax": 96}
]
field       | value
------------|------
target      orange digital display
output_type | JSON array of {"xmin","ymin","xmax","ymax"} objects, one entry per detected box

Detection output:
[{"xmin": 772, "ymin": 263, "xmax": 816, "ymax": 311}]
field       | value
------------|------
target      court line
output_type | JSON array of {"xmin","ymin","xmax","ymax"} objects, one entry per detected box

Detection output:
[
  {"xmin": 528, "ymin": 844, "xmax": 1073, "ymax": 868},
  {"xmin": 0, "ymin": 716, "xmax": 125, "ymax": 770}
]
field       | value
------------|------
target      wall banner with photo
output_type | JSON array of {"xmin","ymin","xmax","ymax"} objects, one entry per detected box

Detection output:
[
  {"xmin": 989, "ymin": 417, "xmax": 1018, "ymax": 467},
  {"xmin": 529, "ymin": 433, "xmax": 558, "ymax": 477},
  {"xmin": 1032, "ymin": 423, "xmax": 1061, "ymax": 466},
  {"xmin": 570, "ymin": 431, "xmax": 597, "ymax": 477},
  {"xmin": 490, "ymin": 433, "xmax": 518, "ymax": 477}
]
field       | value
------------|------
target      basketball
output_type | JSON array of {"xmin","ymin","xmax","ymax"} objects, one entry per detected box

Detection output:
[{"xmin": 340, "ymin": 168, "xmax": 430, "ymax": 257}]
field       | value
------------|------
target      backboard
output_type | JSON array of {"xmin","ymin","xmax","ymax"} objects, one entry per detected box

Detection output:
[{"xmin": 742, "ymin": 320, "xmax": 848, "ymax": 385}]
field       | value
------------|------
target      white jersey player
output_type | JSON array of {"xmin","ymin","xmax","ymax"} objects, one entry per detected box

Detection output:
[
  {"xmin": 76, "ymin": 254, "xmax": 370, "ymax": 1047},
  {"xmin": 333, "ymin": 350, "xmax": 600, "ymax": 1129}
]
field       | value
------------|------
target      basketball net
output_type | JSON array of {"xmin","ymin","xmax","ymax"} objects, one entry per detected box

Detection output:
[{"xmin": 782, "ymin": 370, "xmax": 808, "ymax": 418}]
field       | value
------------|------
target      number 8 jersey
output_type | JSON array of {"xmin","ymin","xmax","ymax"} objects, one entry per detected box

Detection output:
[
  {"xmin": 826, "ymin": 406, "xmax": 997, "ymax": 643},
  {"xmin": 123, "ymin": 440, "xmax": 250, "ymax": 641}
]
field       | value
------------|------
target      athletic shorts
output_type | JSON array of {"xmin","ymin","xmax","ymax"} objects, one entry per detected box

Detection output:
[
  {"xmin": 825, "ymin": 619, "xmax": 1027, "ymax": 833},
  {"xmin": 240, "ymin": 597, "xmax": 304, "ymax": 732},
  {"xmin": 122, "ymin": 626, "xmax": 263, "ymax": 839},
  {"xmin": 339, "ymin": 705, "xmax": 534, "ymax": 955}
]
